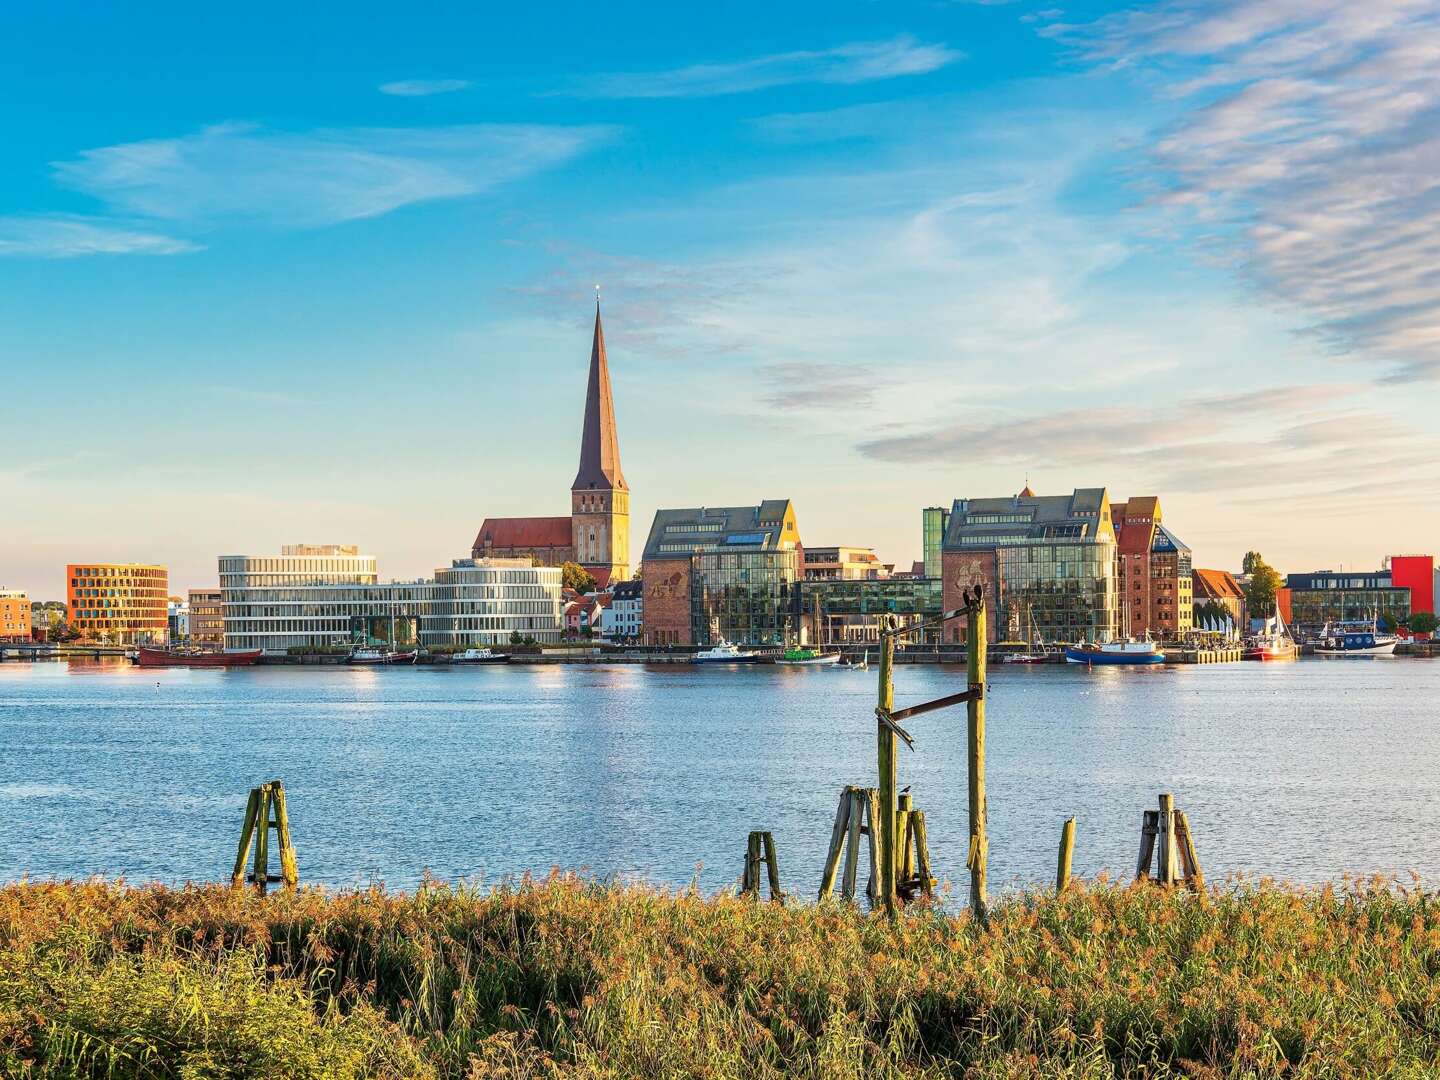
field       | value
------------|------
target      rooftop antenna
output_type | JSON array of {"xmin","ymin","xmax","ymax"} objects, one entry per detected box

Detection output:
[{"xmin": 595, "ymin": 282, "xmax": 601, "ymax": 308}]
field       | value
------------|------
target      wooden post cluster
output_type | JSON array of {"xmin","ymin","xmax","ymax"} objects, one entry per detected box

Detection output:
[
  {"xmin": 741, "ymin": 830, "xmax": 784, "ymax": 902},
  {"xmin": 1056, "ymin": 817, "xmax": 1076, "ymax": 895},
  {"xmin": 819, "ymin": 785, "xmax": 882, "ymax": 905},
  {"xmin": 896, "ymin": 791, "xmax": 936, "ymax": 902},
  {"xmin": 232, "ymin": 780, "xmax": 298, "ymax": 894},
  {"xmin": 1136, "ymin": 793, "xmax": 1204, "ymax": 891}
]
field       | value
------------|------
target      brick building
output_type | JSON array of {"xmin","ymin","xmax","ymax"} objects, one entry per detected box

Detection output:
[
  {"xmin": 1192, "ymin": 568, "xmax": 1246, "ymax": 631},
  {"xmin": 0, "ymin": 589, "xmax": 30, "ymax": 643},
  {"xmin": 1111, "ymin": 496, "xmax": 1193, "ymax": 640},
  {"xmin": 641, "ymin": 500, "xmax": 801, "ymax": 646},
  {"xmin": 66, "ymin": 563, "xmax": 169, "ymax": 644}
]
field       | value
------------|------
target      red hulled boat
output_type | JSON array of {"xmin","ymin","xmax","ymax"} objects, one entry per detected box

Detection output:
[{"xmin": 135, "ymin": 647, "xmax": 263, "ymax": 668}]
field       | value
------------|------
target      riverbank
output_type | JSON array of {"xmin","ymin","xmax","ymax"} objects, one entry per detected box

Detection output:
[{"xmin": 2, "ymin": 876, "xmax": 1437, "ymax": 1078}]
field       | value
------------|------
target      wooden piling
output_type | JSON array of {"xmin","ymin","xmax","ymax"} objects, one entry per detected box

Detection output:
[
  {"xmin": 911, "ymin": 810, "xmax": 934, "ymax": 899},
  {"xmin": 876, "ymin": 615, "xmax": 898, "ymax": 916},
  {"xmin": 819, "ymin": 787, "xmax": 851, "ymax": 899},
  {"xmin": 762, "ymin": 831, "xmax": 783, "ymax": 901},
  {"xmin": 254, "ymin": 785, "xmax": 271, "ymax": 892},
  {"xmin": 743, "ymin": 831, "xmax": 762, "ymax": 896},
  {"xmin": 864, "ymin": 787, "xmax": 883, "ymax": 907},
  {"xmin": 1136, "ymin": 809, "xmax": 1159, "ymax": 881},
  {"xmin": 842, "ymin": 788, "xmax": 863, "ymax": 902},
  {"xmin": 965, "ymin": 592, "xmax": 989, "ymax": 922},
  {"xmin": 231, "ymin": 787, "xmax": 260, "ymax": 889},
  {"xmin": 897, "ymin": 792, "xmax": 915, "ymax": 883},
  {"xmin": 1056, "ymin": 816, "xmax": 1076, "ymax": 895},
  {"xmin": 271, "ymin": 781, "xmax": 298, "ymax": 890},
  {"xmin": 1175, "ymin": 810, "xmax": 1204, "ymax": 894},
  {"xmin": 1157, "ymin": 793, "xmax": 1180, "ymax": 886}
]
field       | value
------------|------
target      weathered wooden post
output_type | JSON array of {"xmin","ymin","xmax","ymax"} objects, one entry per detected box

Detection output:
[
  {"xmin": 1056, "ymin": 817, "xmax": 1076, "ymax": 895},
  {"xmin": 876, "ymin": 614, "xmax": 898, "ymax": 916},
  {"xmin": 897, "ymin": 791, "xmax": 915, "ymax": 883},
  {"xmin": 231, "ymin": 787, "xmax": 261, "ymax": 889},
  {"xmin": 231, "ymin": 780, "xmax": 298, "ymax": 894},
  {"xmin": 1175, "ymin": 810, "xmax": 1204, "ymax": 893},
  {"xmin": 965, "ymin": 589, "xmax": 989, "ymax": 922},
  {"xmin": 1157, "ymin": 793, "xmax": 1180, "ymax": 886},
  {"xmin": 761, "ymin": 831, "xmax": 783, "ymax": 901}
]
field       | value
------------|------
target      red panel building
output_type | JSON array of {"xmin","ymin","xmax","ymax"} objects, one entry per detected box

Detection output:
[{"xmin": 1390, "ymin": 555, "xmax": 1436, "ymax": 617}]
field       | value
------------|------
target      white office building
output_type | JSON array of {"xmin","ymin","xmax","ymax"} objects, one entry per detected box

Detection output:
[
  {"xmin": 219, "ymin": 545, "xmax": 564, "ymax": 652},
  {"xmin": 599, "ymin": 578, "xmax": 643, "ymax": 641}
]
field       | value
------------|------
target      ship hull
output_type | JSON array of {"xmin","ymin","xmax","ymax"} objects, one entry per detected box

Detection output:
[
  {"xmin": 1064, "ymin": 646, "xmax": 1165, "ymax": 666},
  {"xmin": 136, "ymin": 647, "xmax": 262, "ymax": 668}
]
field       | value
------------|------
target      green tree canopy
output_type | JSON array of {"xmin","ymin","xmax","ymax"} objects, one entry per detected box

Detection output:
[
  {"xmin": 1242, "ymin": 553, "xmax": 1284, "ymax": 619},
  {"xmin": 1410, "ymin": 612, "xmax": 1438, "ymax": 636},
  {"xmin": 561, "ymin": 561, "xmax": 598, "ymax": 595}
]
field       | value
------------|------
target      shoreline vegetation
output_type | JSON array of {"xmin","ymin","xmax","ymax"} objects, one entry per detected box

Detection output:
[{"xmin": 4, "ymin": 876, "xmax": 1440, "ymax": 1078}]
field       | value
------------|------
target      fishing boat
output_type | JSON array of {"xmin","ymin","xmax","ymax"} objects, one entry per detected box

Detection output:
[
  {"xmin": 347, "ymin": 647, "xmax": 416, "ymax": 665},
  {"xmin": 135, "ymin": 646, "xmax": 262, "ymax": 668},
  {"xmin": 1243, "ymin": 608, "xmax": 1297, "ymax": 661},
  {"xmin": 1314, "ymin": 619, "xmax": 1397, "ymax": 657},
  {"xmin": 450, "ymin": 647, "xmax": 508, "ymax": 665},
  {"xmin": 1064, "ymin": 637, "xmax": 1165, "ymax": 666},
  {"xmin": 692, "ymin": 638, "xmax": 759, "ymax": 664},
  {"xmin": 775, "ymin": 646, "xmax": 841, "ymax": 666}
]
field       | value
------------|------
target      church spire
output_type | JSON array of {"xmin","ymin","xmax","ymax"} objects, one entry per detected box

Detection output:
[{"xmin": 572, "ymin": 300, "xmax": 626, "ymax": 492}]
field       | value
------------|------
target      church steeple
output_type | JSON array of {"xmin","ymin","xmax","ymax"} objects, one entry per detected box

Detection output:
[{"xmin": 572, "ymin": 301, "xmax": 626, "ymax": 492}]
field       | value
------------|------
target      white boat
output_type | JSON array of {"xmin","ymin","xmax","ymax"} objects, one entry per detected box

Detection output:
[
  {"xmin": 451, "ymin": 647, "xmax": 508, "ymax": 665},
  {"xmin": 692, "ymin": 639, "xmax": 759, "ymax": 664},
  {"xmin": 1314, "ymin": 620, "xmax": 1397, "ymax": 657},
  {"xmin": 347, "ymin": 647, "xmax": 415, "ymax": 665}
]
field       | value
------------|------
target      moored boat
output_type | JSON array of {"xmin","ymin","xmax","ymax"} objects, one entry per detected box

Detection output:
[
  {"xmin": 347, "ymin": 647, "xmax": 416, "ymax": 665},
  {"xmin": 1243, "ymin": 607, "xmax": 1297, "ymax": 661},
  {"xmin": 135, "ymin": 646, "xmax": 262, "ymax": 668},
  {"xmin": 1314, "ymin": 620, "xmax": 1397, "ymax": 657},
  {"xmin": 1065, "ymin": 638, "xmax": 1165, "ymax": 666},
  {"xmin": 450, "ymin": 647, "xmax": 508, "ymax": 665},
  {"xmin": 775, "ymin": 646, "xmax": 841, "ymax": 666},
  {"xmin": 692, "ymin": 639, "xmax": 759, "ymax": 664}
]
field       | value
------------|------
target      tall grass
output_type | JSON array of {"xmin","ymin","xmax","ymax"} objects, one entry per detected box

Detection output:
[{"xmin": 2, "ymin": 875, "xmax": 1439, "ymax": 1077}]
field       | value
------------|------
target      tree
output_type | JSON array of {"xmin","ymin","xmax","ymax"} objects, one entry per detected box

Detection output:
[
  {"xmin": 561, "ymin": 561, "xmax": 597, "ymax": 595},
  {"xmin": 1410, "ymin": 612, "xmax": 1438, "ymax": 637},
  {"xmin": 1242, "ymin": 553, "xmax": 1283, "ymax": 619}
]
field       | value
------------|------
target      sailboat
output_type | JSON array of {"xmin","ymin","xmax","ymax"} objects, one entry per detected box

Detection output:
[
  {"xmin": 1243, "ymin": 606, "xmax": 1297, "ymax": 661},
  {"xmin": 1004, "ymin": 605, "xmax": 1053, "ymax": 664}
]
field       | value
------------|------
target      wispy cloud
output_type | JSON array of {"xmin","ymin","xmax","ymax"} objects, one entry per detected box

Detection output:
[
  {"xmin": 52, "ymin": 122, "xmax": 617, "ymax": 230},
  {"xmin": 1053, "ymin": 0, "xmax": 1440, "ymax": 382},
  {"xmin": 0, "ymin": 214, "xmax": 197, "ymax": 257},
  {"xmin": 562, "ymin": 36, "xmax": 960, "ymax": 99},
  {"xmin": 379, "ymin": 78, "xmax": 472, "ymax": 97}
]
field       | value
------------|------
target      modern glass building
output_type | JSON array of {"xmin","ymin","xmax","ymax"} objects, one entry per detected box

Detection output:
[
  {"xmin": 1284, "ymin": 570, "xmax": 1411, "ymax": 637},
  {"xmin": 922, "ymin": 507, "xmax": 949, "ymax": 580},
  {"xmin": 219, "ymin": 546, "xmax": 563, "ymax": 651},
  {"xmin": 640, "ymin": 500, "xmax": 802, "ymax": 646},
  {"xmin": 940, "ymin": 487, "xmax": 1117, "ymax": 644},
  {"xmin": 802, "ymin": 577, "xmax": 944, "ymax": 644}
]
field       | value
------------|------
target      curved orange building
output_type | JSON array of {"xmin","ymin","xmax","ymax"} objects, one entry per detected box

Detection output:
[{"xmin": 66, "ymin": 563, "xmax": 169, "ymax": 644}]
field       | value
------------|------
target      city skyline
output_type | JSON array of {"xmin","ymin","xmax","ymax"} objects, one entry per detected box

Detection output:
[{"xmin": 7, "ymin": 1, "xmax": 1440, "ymax": 597}]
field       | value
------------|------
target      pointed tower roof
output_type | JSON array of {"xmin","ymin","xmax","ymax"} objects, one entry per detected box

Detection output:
[
  {"xmin": 572, "ymin": 302, "xmax": 627, "ymax": 491},
  {"xmin": 1018, "ymin": 484, "xmax": 1036, "ymax": 498}
]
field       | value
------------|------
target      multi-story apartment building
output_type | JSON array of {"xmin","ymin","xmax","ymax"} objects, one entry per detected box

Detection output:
[
  {"xmin": 600, "ymin": 578, "xmax": 643, "ymax": 641},
  {"xmin": 188, "ymin": 588, "xmax": 225, "ymax": 647},
  {"xmin": 641, "ymin": 500, "xmax": 802, "ymax": 646},
  {"xmin": 218, "ymin": 545, "xmax": 564, "ymax": 652},
  {"xmin": 0, "ymin": 589, "xmax": 31, "ymax": 642},
  {"xmin": 1111, "ymin": 497, "xmax": 1193, "ymax": 640},
  {"xmin": 939, "ymin": 486, "xmax": 1117, "ymax": 645},
  {"xmin": 167, "ymin": 599, "xmax": 189, "ymax": 641},
  {"xmin": 1193, "ymin": 568, "xmax": 1246, "ymax": 631},
  {"xmin": 66, "ymin": 563, "xmax": 169, "ymax": 644},
  {"xmin": 801, "ymin": 546, "xmax": 890, "ymax": 581}
]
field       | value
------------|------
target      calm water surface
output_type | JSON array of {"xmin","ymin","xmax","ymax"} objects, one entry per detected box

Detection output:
[{"xmin": 1, "ymin": 657, "xmax": 1437, "ymax": 897}]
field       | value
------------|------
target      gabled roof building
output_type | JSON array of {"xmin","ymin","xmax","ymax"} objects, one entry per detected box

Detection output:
[
  {"xmin": 1112, "ymin": 496, "xmax": 1193, "ymax": 640},
  {"xmin": 939, "ymin": 487, "xmax": 1117, "ymax": 644},
  {"xmin": 641, "ymin": 500, "xmax": 801, "ymax": 646}
]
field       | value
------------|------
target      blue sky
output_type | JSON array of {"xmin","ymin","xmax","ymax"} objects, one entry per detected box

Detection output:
[{"xmin": 6, "ymin": 0, "xmax": 1440, "ymax": 596}]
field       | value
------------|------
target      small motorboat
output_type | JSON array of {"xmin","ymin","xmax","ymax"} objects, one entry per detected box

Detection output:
[
  {"xmin": 692, "ymin": 639, "xmax": 759, "ymax": 664},
  {"xmin": 1005, "ymin": 607, "xmax": 1055, "ymax": 664},
  {"xmin": 450, "ymin": 647, "xmax": 509, "ymax": 665},
  {"xmin": 1314, "ymin": 620, "xmax": 1397, "ymax": 657},
  {"xmin": 135, "ymin": 646, "xmax": 262, "ymax": 668}
]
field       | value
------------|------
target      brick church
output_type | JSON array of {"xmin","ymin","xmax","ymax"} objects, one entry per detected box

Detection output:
[{"xmin": 471, "ymin": 303, "xmax": 630, "ymax": 588}]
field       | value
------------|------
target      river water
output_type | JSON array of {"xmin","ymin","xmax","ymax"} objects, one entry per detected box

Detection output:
[{"xmin": 1, "ymin": 657, "xmax": 1436, "ymax": 898}]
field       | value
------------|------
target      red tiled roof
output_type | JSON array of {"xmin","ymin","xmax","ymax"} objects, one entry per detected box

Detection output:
[
  {"xmin": 584, "ymin": 566, "xmax": 614, "ymax": 591},
  {"xmin": 1112, "ymin": 497, "xmax": 1161, "ymax": 556},
  {"xmin": 473, "ymin": 516, "xmax": 572, "ymax": 551},
  {"xmin": 1193, "ymin": 568, "xmax": 1244, "ymax": 600}
]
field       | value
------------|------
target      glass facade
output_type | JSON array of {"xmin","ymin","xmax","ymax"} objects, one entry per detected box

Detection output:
[
  {"xmin": 922, "ymin": 507, "xmax": 948, "ymax": 580},
  {"xmin": 1287, "ymin": 587, "xmax": 1410, "ymax": 636},
  {"xmin": 996, "ymin": 541, "xmax": 1116, "ymax": 644},
  {"xmin": 803, "ymin": 578, "xmax": 944, "ymax": 644},
  {"xmin": 691, "ymin": 549, "xmax": 801, "ymax": 645}
]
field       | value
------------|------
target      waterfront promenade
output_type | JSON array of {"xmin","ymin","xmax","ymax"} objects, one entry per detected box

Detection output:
[{"xmin": 2, "ymin": 657, "xmax": 1436, "ymax": 893}]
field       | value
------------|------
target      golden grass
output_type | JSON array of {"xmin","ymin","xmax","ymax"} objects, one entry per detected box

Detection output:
[{"xmin": 2, "ymin": 875, "xmax": 1438, "ymax": 1078}]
